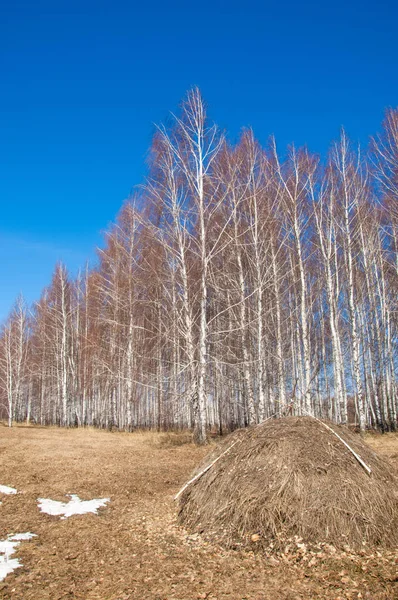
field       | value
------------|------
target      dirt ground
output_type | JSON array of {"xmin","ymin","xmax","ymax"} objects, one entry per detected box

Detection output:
[{"xmin": 0, "ymin": 426, "xmax": 397, "ymax": 600}]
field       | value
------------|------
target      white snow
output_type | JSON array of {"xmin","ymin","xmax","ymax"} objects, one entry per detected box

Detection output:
[
  {"xmin": 37, "ymin": 494, "xmax": 110, "ymax": 519},
  {"xmin": 0, "ymin": 533, "xmax": 36, "ymax": 582},
  {"xmin": 0, "ymin": 485, "xmax": 17, "ymax": 495}
]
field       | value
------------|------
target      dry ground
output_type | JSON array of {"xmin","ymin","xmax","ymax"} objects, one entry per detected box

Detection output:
[{"xmin": 0, "ymin": 425, "xmax": 397, "ymax": 600}]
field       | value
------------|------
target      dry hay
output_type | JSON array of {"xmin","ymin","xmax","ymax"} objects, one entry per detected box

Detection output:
[{"xmin": 178, "ymin": 417, "xmax": 398, "ymax": 550}]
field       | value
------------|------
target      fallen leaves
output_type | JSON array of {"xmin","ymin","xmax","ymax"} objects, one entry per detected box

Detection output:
[{"xmin": 0, "ymin": 427, "xmax": 397, "ymax": 600}]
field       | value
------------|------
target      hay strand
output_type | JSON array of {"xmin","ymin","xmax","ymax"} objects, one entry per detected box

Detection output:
[
  {"xmin": 174, "ymin": 440, "xmax": 240, "ymax": 500},
  {"xmin": 308, "ymin": 415, "xmax": 372, "ymax": 476}
]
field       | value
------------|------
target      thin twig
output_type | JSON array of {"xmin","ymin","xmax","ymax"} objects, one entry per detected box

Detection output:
[
  {"xmin": 256, "ymin": 411, "xmax": 278, "ymax": 426},
  {"xmin": 304, "ymin": 412, "xmax": 372, "ymax": 476},
  {"xmin": 174, "ymin": 440, "xmax": 240, "ymax": 501}
]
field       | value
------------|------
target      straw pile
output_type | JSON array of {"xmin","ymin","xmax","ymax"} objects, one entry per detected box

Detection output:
[{"xmin": 178, "ymin": 417, "xmax": 398, "ymax": 549}]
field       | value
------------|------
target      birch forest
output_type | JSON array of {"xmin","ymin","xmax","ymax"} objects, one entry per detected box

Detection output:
[{"xmin": 1, "ymin": 89, "xmax": 398, "ymax": 443}]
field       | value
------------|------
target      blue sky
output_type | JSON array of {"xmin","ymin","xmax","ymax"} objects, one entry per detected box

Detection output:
[{"xmin": 1, "ymin": 0, "xmax": 397, "ymax": 322}]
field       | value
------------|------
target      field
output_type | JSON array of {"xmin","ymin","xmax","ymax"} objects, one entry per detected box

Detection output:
[{"xmin": 0, "ymin": 426, "xmax": 397, "ymax": 600}]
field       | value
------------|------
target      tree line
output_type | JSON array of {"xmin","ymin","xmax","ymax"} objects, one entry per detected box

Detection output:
[{"xmin": 1, "ymin": 89, "xmax": 397, "ymax": 443}]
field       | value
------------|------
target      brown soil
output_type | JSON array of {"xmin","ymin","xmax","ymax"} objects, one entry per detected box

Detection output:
[{"xmin": 0, "ymin": 425, "xmax": 397, "ymax": 600}]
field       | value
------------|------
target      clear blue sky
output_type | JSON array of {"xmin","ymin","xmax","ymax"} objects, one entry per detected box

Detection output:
[{"xmin": 1, "ymin": 0, "xmax": 397, "ymax": 322}]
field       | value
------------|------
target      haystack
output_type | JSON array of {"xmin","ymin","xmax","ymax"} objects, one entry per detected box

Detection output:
[{"xmin": 178, "ymin": 417, "xmax": 398, "ymax": 549}]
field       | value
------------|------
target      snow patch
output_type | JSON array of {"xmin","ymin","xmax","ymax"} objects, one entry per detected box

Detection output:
[
  {"xmin": 0, "ymin": 485, "xmax": 17, "ymax": 495},
  {"xmin": 37, "ymin": 494, "xmax": 110, "ymax": 519},
  {"xmin": 0, "ymin": 533, "xmax": 36, "ymax": 582}
]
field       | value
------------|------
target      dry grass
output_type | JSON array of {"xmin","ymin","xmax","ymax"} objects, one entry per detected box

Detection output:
[
  {"xmin": 0, "ymin": 424, "xmax": 397, "ymax": 599},
  {"xmin": 178, "ymin": 417, "xmax": 398, "ymax": 550},
  {"xmin": 154, "ymin": 431, "xmax": 195, "ymax": 447}
]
